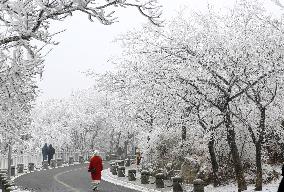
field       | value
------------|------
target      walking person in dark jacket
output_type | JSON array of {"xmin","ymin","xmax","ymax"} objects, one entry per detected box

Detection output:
[
  {"xmin": 278, "ymin": 164, "xmax": 284, "ymax": 192},
  {"xmin": 48, "ymin": 144, "xmax": 55, "ymax": 165},
  {"xmin": 42, "ymin": 143, "xmax": 48, "ymax": 161}
]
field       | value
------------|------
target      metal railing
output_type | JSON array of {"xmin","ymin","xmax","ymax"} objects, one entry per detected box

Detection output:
[
  {"xmin": 0, "ymin": 153, "xmax": 42, "ymax": 170},
  {"xmin": 0, "ymin": 150, "xmax": 93, "ymax": 170}
]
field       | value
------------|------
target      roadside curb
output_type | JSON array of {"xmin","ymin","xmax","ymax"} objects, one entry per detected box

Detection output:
[{"xmin": 102, "ymin": 168, "xmax": 160, "ymax": 192}]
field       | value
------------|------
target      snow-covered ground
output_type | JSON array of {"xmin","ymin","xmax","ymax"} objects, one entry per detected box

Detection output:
[
  {"xmin": 204, "ymin": 182, "xmax": 279, "ymax": 192},
  {"xmin": 102, "ymin": 165, "xmax": 281, "ymax": 192}
]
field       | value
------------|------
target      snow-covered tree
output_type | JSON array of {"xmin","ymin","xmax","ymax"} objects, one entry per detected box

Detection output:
[
  {"xmin": 0, "ymin": 0, "xmax": 162, "ymax": 150},
  {"xmin": 30, "ymin": 88, "xmax": 111, "ymax": 152},
  {"xmin": 92, "ymin": 1, "xmax": 284, "ymax": 191}
]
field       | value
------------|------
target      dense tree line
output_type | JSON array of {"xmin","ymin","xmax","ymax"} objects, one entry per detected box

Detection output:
[
  {"xmin": 94, "ymin": 1, "xmax": 284, "ymax": 191},
  {"xmin": 0, "ymin": 0, "xmax": 161, "ymax": 152}
]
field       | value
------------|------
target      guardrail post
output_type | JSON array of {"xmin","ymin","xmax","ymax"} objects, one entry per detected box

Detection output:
[
  {"xmin": 75, "ymin": 152, "xmax": 79, "ymax": 162},
  {"xmin": 10, "ymin": 166, "xmax": 15, "ymax": 177},
  {"xmin": 128, "ymin": 169, "xmax": 136, "ymax": 181},
  {"xmin": 42, "ymin": 160, "xmax": 49, "ymax": 169},
  {"xmin": 117, "ymin": 166, "xmax": 125, "ymax": 177},
  {"xmin": 109, "ymin": 162, "xmax": 115, "ymax": 173},
  {"xmin": 172, "ymin": 176, "xmax": 183, "ymax": 192},
  {"xmin": 61, "ymin": 152, "xmax": 66, "ymax": 163},
  {"xmin": 155, "ymin": 173, "xmax": 164, "ymax": 188},
  {"xmin": 125, "ymin": 158, "xmax": 130, "ymax": 167},
  {"xmin": 3, "ymin": 180, "xmax": 15, "ymax": 192},
  {"xmin": 28, "ymin": 163, "xmax": 35, "ymax": 172},
  {"xmin": 141, "ymin": 170, "xmax": 150, "ymax": 184},
  {"xmin": 0, "ymin": 170, "xmax": 7, "ymax": 189},
  {"xmin": 56, "ymin": 158, "xmax": 63, "ymax": 167},
  {"xmin": 17, "ymin": 164, "xmax": 24, "ymax": 174},
  {"xmin": 112, "ymin": 165, "xmax": 118, "ymax": 175},
  {"xmin": 193, "ymin": 179, "xmax": 205, "ymax": 192},
  {"xmin": 79, "ymin": 156, "xmax": 84, "ymax": 164},
  {"xmin": 1, "ymin": 175, "xmax": 7, "ymax": 191},
  {"xmin": 50, "ymin": 159, "xmax": 56, "ymax": 168},
  {"xmin": 68, "ymin": 157, "xmax": 74, "ymax": 165}
]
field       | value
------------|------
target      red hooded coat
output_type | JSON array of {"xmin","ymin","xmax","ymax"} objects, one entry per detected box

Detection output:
[{"xmin": 88, "ymin": 155, "xmax": 103, "ymax": 180}]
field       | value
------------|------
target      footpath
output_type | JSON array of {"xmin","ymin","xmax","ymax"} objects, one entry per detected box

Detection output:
[
  {"xmin": 101, "ymin": 161, "xmax": 280, "ymax": 192},
  {"xmin": 101, "ymin": 162, "xmax": 193, "ymax": 192}
]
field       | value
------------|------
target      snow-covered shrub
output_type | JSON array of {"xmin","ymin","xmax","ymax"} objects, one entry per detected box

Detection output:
[
  {"xmin": 262, "ymin": 164, "xmax": 281, "ymax": 184},
  {"xmin": 138, "ymin": 126, "xmax": 181, "ymax": 167},
  {"xmin": 265, "ymin": 125, "xmax": 284, "ymax": 164}
]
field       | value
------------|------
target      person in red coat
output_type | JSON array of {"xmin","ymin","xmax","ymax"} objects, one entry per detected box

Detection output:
[{"xmin": 88, "ymin": 150, "xmax": 103, "ymax": 191}]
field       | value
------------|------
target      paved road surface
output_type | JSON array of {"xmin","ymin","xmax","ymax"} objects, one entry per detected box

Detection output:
[{"xmin": 14, "ymin": 163, "xmax": 139, "ymax": 192}]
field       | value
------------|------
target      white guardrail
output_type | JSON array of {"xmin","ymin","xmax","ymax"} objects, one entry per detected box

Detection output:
[
  {"xmin": 0, "ymin": 150, "xmax": 103, "ymax": 170},
  {"xmin": 0, "ymin": 153, "xmax": 43, "ymax": 170}
]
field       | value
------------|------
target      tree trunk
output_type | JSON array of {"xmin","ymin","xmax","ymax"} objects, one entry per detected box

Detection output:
[
  {"xmin": 7, "ymin": 144, "xmax": 12, "ymax": 179},
  {"xmin": 73, "ymin": 131, "xmax": 79, "ymax": 150},
  {"xmin": 208, "ymin": 133, "xmax": 221, "ymax": 187},
  {"xmin": 124, "ymin": 140, "xmax": 128, "ymax": 159},
  {"xmin": 115, "ymin": 131, "xmax": 122, "ymax": 152},
  {"xmin": 182, "ymin": 125, "xmax": 186, "ymax": 140},
  {"xmin": 109, "ymin": 129, "xmax": 115, "ymax": 153},
  {"xmin": 82, "ymin": 131, "xmax": 87, "ymax": 151},
  {"xmin": 255, "ymin": 107, "xmax": 265, "ymax": 191},
  {"xmin": 90, "ymin": 131, "xmax": 98, "ymax": 150},
  {"xmin": 225, "ymin": 111, "xmax": 247, "ymax": 191},
  {"xmin": 255, "ymin": 142, "xmax": 262, "ymax": 191}
]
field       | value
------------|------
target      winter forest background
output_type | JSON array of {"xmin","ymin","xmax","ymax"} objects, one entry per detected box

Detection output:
[{"xmin": 1, "ymin": 0, "xmax": 284, "ymax": 191}]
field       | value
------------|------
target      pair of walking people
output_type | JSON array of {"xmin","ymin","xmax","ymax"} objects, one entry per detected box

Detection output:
[{"xmin": 42, "ymin": 143, "xmax": 55, "ymax": 165}]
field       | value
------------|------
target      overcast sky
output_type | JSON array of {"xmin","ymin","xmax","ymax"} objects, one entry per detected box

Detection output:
[{"xmin": 37, "ymin": 0, "xmax": 280, "ymax": 100}]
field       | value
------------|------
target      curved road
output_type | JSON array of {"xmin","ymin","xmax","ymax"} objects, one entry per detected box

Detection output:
[{"xmin": 14, "ymin": 163, "xmax": 139, "ymax": 192}]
